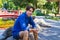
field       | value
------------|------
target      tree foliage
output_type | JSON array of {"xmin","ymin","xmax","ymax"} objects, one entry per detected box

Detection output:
[{"xmin": 0, "ymin": 0, "xmax": 58, "ymax": 16}]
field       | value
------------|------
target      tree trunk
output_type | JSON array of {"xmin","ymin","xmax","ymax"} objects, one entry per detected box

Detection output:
[
  {"xmin": 58, "ymin": 1, "xmax": 60, "ymax": 14},
  {"xmin": 33, "ymin": 0, "xmax": 37, "ymax": 9},
  {"xmin": 55, "ymin": 14, "xmax": 57, "ymax": 17}
]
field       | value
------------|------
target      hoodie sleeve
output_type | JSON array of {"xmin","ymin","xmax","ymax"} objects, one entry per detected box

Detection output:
[
  {"xmin": 19, "ymin": 16, "xmax": 27, "ymax": 31},
  {"xmin": 29, "ymin": 17, "xmax": 36, "ymax": 28}
]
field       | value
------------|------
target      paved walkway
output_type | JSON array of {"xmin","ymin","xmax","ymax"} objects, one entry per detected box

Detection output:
[{"xmin": 38, "ymin": 19, "xmax": 60, "ymax": 40}]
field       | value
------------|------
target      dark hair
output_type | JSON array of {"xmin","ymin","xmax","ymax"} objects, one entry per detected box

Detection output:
[{"xmin": 26, "ymin": 6, "xmax": 35, "ymax": 12}]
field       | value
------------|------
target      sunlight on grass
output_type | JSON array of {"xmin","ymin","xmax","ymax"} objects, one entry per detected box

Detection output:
[{"xmin": 45, "ymin": 16, "xmax": 60, "ymax": 21}]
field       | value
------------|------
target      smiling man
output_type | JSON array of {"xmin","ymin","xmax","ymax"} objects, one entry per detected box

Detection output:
[{"xmin": 12, "ymin": 6, "xmax": 38, "ymax": 40}]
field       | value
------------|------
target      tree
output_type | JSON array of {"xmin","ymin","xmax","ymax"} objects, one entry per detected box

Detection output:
[
  {"xmin": 43, "ymin": 2, "xmax": 58, "ymax": 16},
  {"xmin": 0, "ymin": 0, "xmax": 3, "ymax": 8},
  {"xmin": 12, "ymin": 0, "xmax": 29, "ymax": 8},
  {"xmin": 3, "ymin": 2, "xmax": 9, "ymax": 9},
  {"xmin": 58, "ymin": 1, "xmax": 60, "ymax": 14},
  {"xmin": 12, "ymin": 0, "xmax": 38, "ymax": 8}
]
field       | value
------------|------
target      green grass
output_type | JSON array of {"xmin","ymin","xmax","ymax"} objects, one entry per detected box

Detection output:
[{"xmin": 45, "ymin": 16, "xmax": 60, "ymax": 21}]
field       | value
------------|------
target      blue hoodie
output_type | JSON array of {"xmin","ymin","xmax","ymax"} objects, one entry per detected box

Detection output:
[{"xmin": 12, "ymin": 12, "xmax": 36, "ymax": 39}]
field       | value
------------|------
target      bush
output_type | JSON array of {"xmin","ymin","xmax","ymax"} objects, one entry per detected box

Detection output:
[
  {"xmin": 45, "ymin": 16, "xmax": 60, "ymax": 21},
  {"xmin": 35, "ymin": 9, "xmax": 45, "ymax": 16}
]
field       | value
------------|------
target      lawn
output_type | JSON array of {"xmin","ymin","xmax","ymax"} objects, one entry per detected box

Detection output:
[{"xmin": 45, "ymin": 16, "xmax": 60, "ymax": 21}]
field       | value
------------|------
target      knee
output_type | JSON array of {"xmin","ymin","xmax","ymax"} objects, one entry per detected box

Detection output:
[
  {"xmin": 24, "ymin": 31, "xmax": 28, "ymax": 36},
  {"xmin": 24, "ymin": 31, "xmax": 28, "ymax": 34}
]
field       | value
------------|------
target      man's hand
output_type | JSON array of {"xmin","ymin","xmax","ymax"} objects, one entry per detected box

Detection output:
[
  {"xmin": 29, "ymin": 29, "xmax": 38, "ymax": 40},
  {"xmin": 29, "ymin": 29, "xmax": 38, "ymax": 34}
]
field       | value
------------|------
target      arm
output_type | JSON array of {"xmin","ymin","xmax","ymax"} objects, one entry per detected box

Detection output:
[
  {"xmin": 19, "ymin": 16, "xmax": 27, "ymax": 31},
  {"xmin": 29, "ymin": 17, "xmax": 36, "ymax": 28},
  {"xmin": 19, "ymin": 15, "xmax": 30, "ymax": 31}
]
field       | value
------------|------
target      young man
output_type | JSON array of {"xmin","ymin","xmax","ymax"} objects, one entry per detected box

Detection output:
[{"xmin": 12, "ymin": 6, "xmax": 38, "ymax": 40}]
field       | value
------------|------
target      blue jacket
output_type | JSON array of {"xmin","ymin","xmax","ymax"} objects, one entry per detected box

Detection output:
[{"xmin": 12, "ymin": 12, "xmax": 36, "ymax": 39}]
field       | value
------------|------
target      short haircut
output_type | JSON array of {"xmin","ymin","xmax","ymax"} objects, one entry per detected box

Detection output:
[{"xmin": 26, "ymin": 6, "xmax": 35, "ymax": 12}]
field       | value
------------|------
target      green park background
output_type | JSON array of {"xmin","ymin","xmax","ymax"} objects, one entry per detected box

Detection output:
[{"xmin": 0, "ymin": 0, "xmax": 60, "ymax": 28}]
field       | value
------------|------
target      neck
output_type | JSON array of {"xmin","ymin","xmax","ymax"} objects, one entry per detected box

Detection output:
[{"xmin": 26, "ymin": 12, "xmax": 30, "ymax": 17}]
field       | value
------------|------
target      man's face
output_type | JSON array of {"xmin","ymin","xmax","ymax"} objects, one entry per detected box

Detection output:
[{"xmin": 26, "ymin": 8, "xmax": 34, "ymax": 17}]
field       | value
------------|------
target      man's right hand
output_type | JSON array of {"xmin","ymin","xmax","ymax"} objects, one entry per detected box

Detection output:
[{"xmin": 29, "ymin": 29, "xmax": 38, "ymax": 34}]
